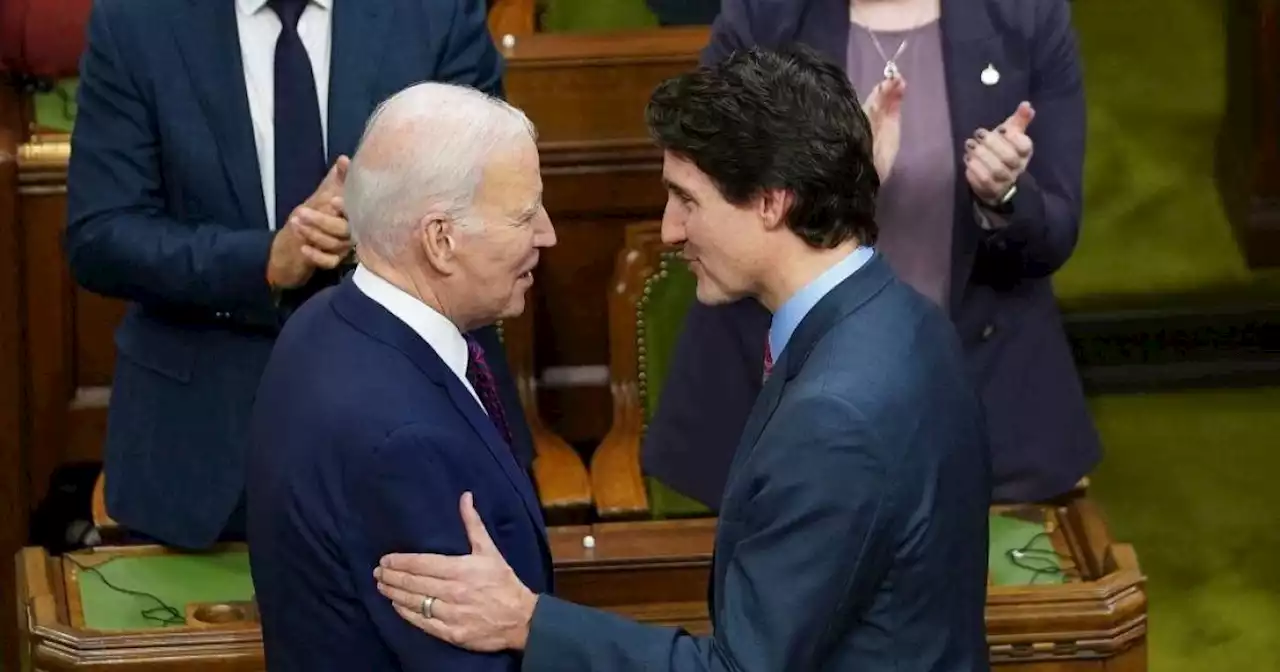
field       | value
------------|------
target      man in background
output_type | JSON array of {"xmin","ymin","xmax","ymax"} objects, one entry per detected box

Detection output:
[
  {"xmin": 64, "ymin": 0, "xmax": 531, "ymax": 549},
  {"xmin": 249, "ymin": 81, "xmax": 555, "ymax": 671}
]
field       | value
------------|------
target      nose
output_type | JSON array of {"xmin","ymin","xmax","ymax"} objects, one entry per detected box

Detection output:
[
  {"xmin": 532, "ymin": 207, "xmax": 557, "ymax": 248},
  {"xmin": 660, "ymin": 203, "xmax": 686, "ymax": 246}
]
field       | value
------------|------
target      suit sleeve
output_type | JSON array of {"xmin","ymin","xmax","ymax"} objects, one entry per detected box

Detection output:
[
  {"xmin": 64, "ymin": 2, "xmax": 279, "ymax": 322},
  {"xmin": 347, "ymin": 426, "xmax": 521, "ymax": 672},
  {"xmin": 524, "ymin": 395, "xmax": 895, "ymax": 672},
  {"xmin": 436, "ymin": 0, "xmax": 504, "ymax": 98},
  {"xmin": 975, "ymin": 0, "xmax": 1086, "ymax": 280}
]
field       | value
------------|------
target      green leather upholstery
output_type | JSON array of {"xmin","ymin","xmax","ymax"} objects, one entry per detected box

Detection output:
[
  {"xmin": 638, "ymin": 252, "xmax": 712, "ymax": 518},
  {"xmin": 72, "ymin": 550, "xmax": 253, "ymax": 630},
  {"xmin": 540, "ymin": 0, "xmax": 657, "ymax": 32}
]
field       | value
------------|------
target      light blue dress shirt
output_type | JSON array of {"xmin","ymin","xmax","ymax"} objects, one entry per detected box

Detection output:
[{"xmin": 768, "ymin": 246, "xmax": 876, "ymax": 360}]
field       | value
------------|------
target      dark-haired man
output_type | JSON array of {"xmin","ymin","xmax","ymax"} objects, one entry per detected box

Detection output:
[{"xmin": 370, "ymin": 45, "xmax": 992, "ymax": 671}]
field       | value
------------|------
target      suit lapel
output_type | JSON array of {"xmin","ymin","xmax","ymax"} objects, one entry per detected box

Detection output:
[
  {"xmin": 940, "ymin": 0, "xmax": 1002, "ymax": 313},
  {"xmin": 333, "ymin": 282, "xmax": 549, "ymax": 548},
  {"xmin": 441, "ymin": 373, "xmax": 549, "ymax": 542},
  {"xmin": 327, "ymin": 1, "xmax": 393, "ymax": 159},
  {"xmin": 170, "ymin": 0, "xmax": 268, "ymax": 231},
  {"xmin": 723, "ymin": 255, "xmax": 894, "ymax": 493}
]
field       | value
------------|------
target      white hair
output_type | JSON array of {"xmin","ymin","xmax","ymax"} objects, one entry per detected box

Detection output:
[{"xmin": 344, "ymin": 82, "xmax": 536, "ymax": 257}]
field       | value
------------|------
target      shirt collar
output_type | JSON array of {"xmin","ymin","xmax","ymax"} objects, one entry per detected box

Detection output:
[
  {"xmin": 351, "ymin": 265, "xmax": 469, "ymax": 383},
  {"xmin": 769, "ymin": 246, "xmax": 875, "ymax": 361}
]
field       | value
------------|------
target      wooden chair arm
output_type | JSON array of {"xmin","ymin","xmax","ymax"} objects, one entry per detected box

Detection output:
[
  {"xmin": 517, "ymin": 374, "xmax": 593, "ymax": 525},
  {"xmin": 589, "ymin": 381, "xmax": 649, "ymax": 520},
  {"xmin": 91, "ymin": 472, "xmax": 119, "ymax": 532}
]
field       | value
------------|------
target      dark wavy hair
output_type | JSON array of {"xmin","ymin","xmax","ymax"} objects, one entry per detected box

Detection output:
[{"xmin": 644, "ymin": 44, "xmax": 879, "ymax": 248}]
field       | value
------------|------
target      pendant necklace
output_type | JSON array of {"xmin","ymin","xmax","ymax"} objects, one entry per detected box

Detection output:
[
  {"xmin": 870, "ymin": 36, "xmax": 908, "ymax": 80},
  {"xmin": 850, "ymin": 1, "xmax": 920, "ymax": 81}
]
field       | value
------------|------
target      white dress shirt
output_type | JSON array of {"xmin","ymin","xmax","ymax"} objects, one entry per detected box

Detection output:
[
  {"xmin": 235, "ymin": 0, "xmax": 332, "ymax": 230},
  {"xmin": 351, "ymin": 266, "xmax": 484, "ymax": 407}
]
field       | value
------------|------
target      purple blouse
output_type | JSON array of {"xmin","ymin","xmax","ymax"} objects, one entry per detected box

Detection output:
[{"xmin": 847, "ymin": 19, "xmax": 956, "ymax": 310}]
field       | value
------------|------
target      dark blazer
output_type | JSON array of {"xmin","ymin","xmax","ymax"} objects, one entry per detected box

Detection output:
[
  {"xmin": 644, "ymin": 0, "xmax": 1100, "ymax": 506},
  {"xmin": 64, "ymin": 0, "xmax": 532, "ymax": 549},
  {"xmin": 247, "ymin": 279, "xmax": 552, "ymax": 672},
  {"xmin": 524, "ymin": 254, "xmax": 991, "ymax": 671}
]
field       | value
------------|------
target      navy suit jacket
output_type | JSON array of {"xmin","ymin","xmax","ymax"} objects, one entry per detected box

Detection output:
[
  {"xmin": 524, "ymin": 254, "xmax": 991, "ymax": 671},
  {"xmin": 64, "ymin": 0, "xmax": 533, "ymax": 549},
  {"xmin": 247, "ymin": 279, "xmax": 552, "ymax": 672},
  {"xmin": 644, "ymin": 0, "xmax": 1101, "ymax": 506}
]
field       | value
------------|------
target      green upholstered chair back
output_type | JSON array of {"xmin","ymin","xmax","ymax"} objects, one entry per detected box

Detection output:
[{"xmin": 636, "ymin": 250, "xmax": 710, "ymax": 518}]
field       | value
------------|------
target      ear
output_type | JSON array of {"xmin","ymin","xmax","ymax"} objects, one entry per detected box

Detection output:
[
  {"xmin": 418, "ymin": 211, "xmax": 458, "ymax": 274},
  {"xmin": 758, "ymin": 188, "xmax": 794, "ymax": 232}
]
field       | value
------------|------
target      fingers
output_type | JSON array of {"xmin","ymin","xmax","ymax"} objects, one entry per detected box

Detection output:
[
  {"xmin": 963, "ymin": 154, "xmax": 997, "ymax": 200},
  {"xmin": 963, "ymin": 140, "xmax": 1012, "ymax": 183},
  {"xmin": 1002, "ymin": 101, "xmax": 1035, "ymax": 134},
  {"xmin": 300, "ymin": 245, "xmax": 344, "ymax": 269},
  {"xmin": 997, "ymin": 129, "xmax": 1034, "ymax": 158},
  {"xmin": 972, "ymin": 130, "xmax": 1022, "ymax": 170},
  {"xmin": 392, "ymin": 604, "xmax": 459, "ymax": 645},
  {"xmin": 381, "ymin": 552, "xmax": 467, "ymax": 581},
  {"xmin": 333, "ymin": 155, "xmax": 350, "ymax": 182},
  {"xmin": 460, "ymin": 492, "xmax": 499, "ymax": 556},
  {"xmin": 292, "ymin": 206, "xmax": 349, "ymax": 239},
  {"xmin": 375, "ymin": 567, "xmax": 455, "ymax": 605}
]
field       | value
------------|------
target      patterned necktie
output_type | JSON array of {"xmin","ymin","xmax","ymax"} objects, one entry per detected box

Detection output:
[
  {"xmin": 763, "ymin": 339, "xmax": 774, "ymax": 384},
  {"xmin": 465, "ymin": 335, "xmax": 513, "ymax": 446},
  {"xmin": 269, "ymin": 0, "xmax": 326, "ymax": 231}
]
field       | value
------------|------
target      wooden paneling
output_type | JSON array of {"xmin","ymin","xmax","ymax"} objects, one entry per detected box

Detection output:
[
  {"xmin": 17, "ymin": 148, "xmax": 115, "ymax": 510},
  {"xmin": 1, "ymin": 78, "xmax": 27, "ymax": 672},
  {"xmin": 503, "ymin": 28, "xmax": 707, "ymax": 441}
]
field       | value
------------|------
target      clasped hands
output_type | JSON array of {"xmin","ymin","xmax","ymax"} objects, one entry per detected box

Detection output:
[
  {"xmin": 267, "ymin": 155, "xmax": 356, "ymax": 291},
  {"xmin": 861, "ymin": 74, "xmax": 1035, "ymax": 209}
]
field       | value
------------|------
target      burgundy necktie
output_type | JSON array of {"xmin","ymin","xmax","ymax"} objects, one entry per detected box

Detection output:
[
  {"xmin": 465, "ymin": 335, "xmax": 512, "ymax": 446},
  {"xmin": 763, "ymin": 339, "xmax": 774, "ymax": 384}
]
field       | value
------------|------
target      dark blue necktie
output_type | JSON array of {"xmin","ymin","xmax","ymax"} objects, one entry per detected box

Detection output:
[{"xmin": 270, "ymin": 0, "xmax": 325, "ymax": 231}]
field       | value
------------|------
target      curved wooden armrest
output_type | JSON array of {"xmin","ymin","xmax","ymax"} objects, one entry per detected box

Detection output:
[
  {"xmin": 515, "ymin": 374, "xmax": 593, "ymax": 524},
  {"xmin": 589, "ymin": 381, "xmax": 649, "ymax": 520},
  {"xmin": 91, "ymin": 472, "xmax": 119, "ymax": 532}
]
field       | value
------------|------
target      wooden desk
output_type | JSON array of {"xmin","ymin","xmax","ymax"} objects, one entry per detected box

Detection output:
[{"xmin": 17, "ymin": 496, "xmax": 1145, "ymax": 671}]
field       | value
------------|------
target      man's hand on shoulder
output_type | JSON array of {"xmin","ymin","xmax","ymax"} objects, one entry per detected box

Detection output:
[
  {"xmin": 373, "ymin": 492, "xmax": 539, "ymax": 653},
  {"xmin": 266, "ymin": 156, "xmax": 354, "ymax": 290}
]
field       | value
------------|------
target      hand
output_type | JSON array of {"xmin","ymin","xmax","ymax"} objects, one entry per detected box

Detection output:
[
  {"xmin": 862, "ymin": 75, "xmax": 906, "ymax": 182},
  {"xmin": 305, "ymin": 155, "xmax": 350, "ymax": 214},
  {"xmin": 374, "ymin": 492, "xmax": 538, "ymax": 652},
  {"xmin": 964, "ymin": 102, "xmax": 1035, "ymax": 206},
  {"xmin": 266, "ymin": 157, "xmax": 352, "ymax": 290}
]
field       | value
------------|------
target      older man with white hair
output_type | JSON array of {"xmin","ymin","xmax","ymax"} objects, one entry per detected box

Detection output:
[{"xmin": 245, "ymin": 81, "xmax": 556, "ymax": 672}]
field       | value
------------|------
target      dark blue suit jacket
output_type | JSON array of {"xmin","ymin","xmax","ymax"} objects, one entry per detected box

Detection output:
[
  {"xmin": 524, "ymin": 254, "xmax": 991, "ymax": 671},
  {"xmin": 644, "ymin": 0, "xmax": 1101, "ymax": 507},
  {"xmin": 64, "ymin": 0, "xmax": 532, "ymax": 549},
  {"xmin": 247, "ymin": 279, "xmax": 552, "ymax": 672}
]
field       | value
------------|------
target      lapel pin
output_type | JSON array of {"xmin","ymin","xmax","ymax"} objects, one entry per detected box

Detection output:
[{"xmin": 981, "ymin": 63, "xmax": 1000, "ymax": 86}]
